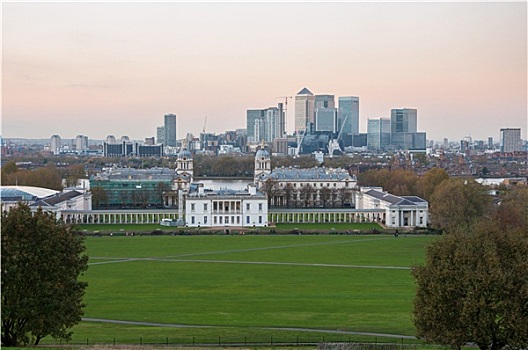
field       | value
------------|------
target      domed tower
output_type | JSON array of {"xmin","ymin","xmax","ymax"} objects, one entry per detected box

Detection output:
[
  {"xmin": 176, "ymin": 140, "xmax": 194, "ymax": 180},
  {"xmin": 254, "ymin": 141, "xmax": 271, "ymax": 183}
]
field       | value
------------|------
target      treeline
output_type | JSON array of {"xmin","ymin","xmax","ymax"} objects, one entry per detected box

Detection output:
[{"xmin": 1, "ymin": 161, "xmax": 86, "ymax": 190}]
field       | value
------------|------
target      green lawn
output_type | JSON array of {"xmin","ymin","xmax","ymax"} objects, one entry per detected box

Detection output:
[
  {"xmin": 77, "ymin": 222, "xmax": 383, "ymax": 234},
  {"xmin": 42, "ymin": 235, "xmax": 436, "ymax": 346}
]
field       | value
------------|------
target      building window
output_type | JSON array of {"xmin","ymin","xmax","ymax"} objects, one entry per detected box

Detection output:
[
  {"xmin": 225, "ymin": 216, "xmax": 229, "ymax": 224},
  {"xmin": 246, "ymin": 216, "xmax": 250, "ymax": 224},
  {"xmin": 219, "ymin": 216, "xmax": 223, "ymax": 224},
  {"xmin": 214, "ymin": 216, "xmax": 217, "ymax": 224},
  {"xmin": 191, "ymin": 216, "xmax": 195, "ymax": 224},
  {"xmin": 259, "ymin": 216, "xmax": 262, "ymax": 224},
  {"xmin": 259, "ymin": 203, "xmax": 263, "ymax": 211},
  {"xmin": 204, "ymin": 203, "xmax": 208, "ymax": 211},
  {"xmin": 237, "ymin": 216, "xmax": 240, "ymax": 224},
  {"xmin": 204, "ymin": 216, "xmax": 208, "ymax": 224},
  {"xmin": 191, "ymin": 203, "xmax": 195, "ymax": 211},
  {"xmin": 246, "ymin": 203, "xmax": 250, "ymax": 210}
]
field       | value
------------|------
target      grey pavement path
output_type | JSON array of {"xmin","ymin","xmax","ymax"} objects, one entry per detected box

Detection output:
[{"xmin": 82, "ymin": 317, "xmax": 416, "ymax": 340}]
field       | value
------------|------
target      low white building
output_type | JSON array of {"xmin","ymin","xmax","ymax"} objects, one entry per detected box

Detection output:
[
  {"xmin": 185, "ymin": 183, "xmax": 268, "ymax": 228},
  {"xmin": 355, "ymin": 187, "xmax": 428, "ymax": 228}
]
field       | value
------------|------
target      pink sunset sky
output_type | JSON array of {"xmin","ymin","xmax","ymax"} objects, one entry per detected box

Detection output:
[{"xmin": 2, "ymin": 1, "xmax": 527, "ymax": 142}]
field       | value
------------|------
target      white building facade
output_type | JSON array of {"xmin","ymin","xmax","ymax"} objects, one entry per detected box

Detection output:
[
  {"xmin": 355, "ymin": 187, "xmax": 428, "ymax": 228},
  {"xmin": 185, "ymin": 184, "xmax": 268, "ymax": 228}
]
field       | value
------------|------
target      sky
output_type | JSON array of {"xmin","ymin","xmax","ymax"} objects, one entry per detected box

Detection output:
[{"xmin": 2, "ymin": 1, "xmax": 527, "ymax": 143}]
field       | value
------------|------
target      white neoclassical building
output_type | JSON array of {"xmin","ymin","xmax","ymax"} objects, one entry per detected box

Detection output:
[
  {"xmin": 355, "ymin": 187, "xmax": 428, "ymax": 228},
  {"xmin": 185, "ymin": 183, "xmax": 268, "ymax": 228}
]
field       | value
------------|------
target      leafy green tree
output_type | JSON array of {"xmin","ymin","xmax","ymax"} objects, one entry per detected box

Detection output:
[
  {"xmin": 1, "ymin": 204, "xmax": 88, "ymax": 346},
  {"xmin": 429, "ymin": 178, "xmax": 492, "ymax": 231},
  {"xmin": 412, "ymin": 221, "xmax": 528, "ymax": 350}
]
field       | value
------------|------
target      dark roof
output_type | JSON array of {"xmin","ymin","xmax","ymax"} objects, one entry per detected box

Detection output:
[
  {"xmin": 297, "ymin": 87, "xmax": 313, "ymax": 95},
  {"xmin": 364, "ymin": 189, "xmax": 427, "ymax": 206},
  {"xmin": 30, "ymin": 190, "xmax": 83, "ymax": 207}
]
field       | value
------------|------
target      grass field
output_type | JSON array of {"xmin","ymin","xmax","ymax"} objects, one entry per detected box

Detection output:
[
  {"xmin": 42, "ymin": 234, "xmax": 436, "ymax": 346},
  {"xmin": 78, "ymin": 222, "xmax": 383, "ymax": 234}
]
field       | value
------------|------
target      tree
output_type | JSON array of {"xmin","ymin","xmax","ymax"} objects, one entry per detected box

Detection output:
[
  {"xmin": 283, "ymin": 183, "xmax": 295, "ymax": 208},
  {"xmin": 412, "ymin": 221, "xmax": 528, "ymax": 350},
  {"xmin": 260, "ymin": 179, "xmax": 280, "ymax": 207},
  {"xmin": 1, "ymin": 204, "xmax": 88, "ymax": 346},
  {"xmin": 320, "ymin": 186, "xmax": 332, "ymax": 207},
  {"xmin": 429, "ymin": 178, "xmax": 492, "ymax": 231},
  {"xmin": 299, "ymin": 184, "xmax": 315, "ymax": 208},
  {"xmin": 90, "ymin": 186, "xmax": 108, "ymax": 209},
  {"xmin": 415, "ymin": 167, "xmax": 449, "ymax": 201}
]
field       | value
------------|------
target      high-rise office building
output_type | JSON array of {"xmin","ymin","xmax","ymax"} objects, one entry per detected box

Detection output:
[
  {"xmin": 367, "ymin": 118, "xmax": 391, "ymax": 151},
  {"xmin": 294, "ymin": 87, "xmax": 315, "ymax": 133},
  {"xmin": 338, "ymin": 96, "xmax": 359, "ymax": 136},
  {"xmin": 488, "ymin": 137, "xmax": 494, "ymax": 149},
  {"xmin": 314, "ymin": 95, "xmax": 335, "ymax": 110},
  {"xmin": 157, "ymin": 127, "xmax": 165, "ymax": 145},
  {"xmin": 164, "ymin": 114, "xmax": 177, "ymax": 147},
  {"xmin": 315, "ymin": 108, "xmax": 338, "ymax": 133},
  {"xmin": 391, "ymin": 108, "xmax": 417, "ymax": 133},
  {"xmin": 247, "ymin": 109, "xmax": 265, "ymax": 143},
  {"xmin": 389, "ymin": 108, "xmax": 425, "ymax": 150},
  {"xmin": 50, "ymin": 135, "xmax": 61, "ymax": 155},
  {"xmin": 500, "ymin": 128, "xmax": 522, "ymax": 153}
]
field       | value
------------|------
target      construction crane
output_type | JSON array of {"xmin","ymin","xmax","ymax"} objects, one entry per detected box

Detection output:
[
  {"xmin": 202, "ymin": 116, "xmax": 208, "ymax": 133},
  {"xmin": 276, "ymin": 96, "xmax": 292, "ymax": 136}
]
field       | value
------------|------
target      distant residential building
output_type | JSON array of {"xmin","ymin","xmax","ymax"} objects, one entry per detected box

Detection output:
[
  {"xmin": 500, "ymin": 128, "xmax": 522, "ymax": 153},
  {"xmin": 488, "ymin": 137, "xmax": 494, "ymax": 149},
  {"xmin": 185, "ymin": 183, "xmax": 268, "ymax": 228},
  {"xmin": 338, "ymin": 96, "xmax": 359, "ymax": 136},
  {"xmin": 295, "ymin": 87, "xmax": 315, "ymax": 133},
  {"xmin": 75, "ymin": 135, "xmax": 88, "ymax": 152},
  {"xmin": 106, "ymin": 135, "xmax": 117, "ymax": 144},
  {"xmin": 246, "ymin": 105, "xmax": 283, "ymax": 143},
  {"xmin": 367, "ymin": 118, "xmax": 391, "ymax": 151},
  {"xmin": 50, "ymin": 135, "xmax": 61, "ymax": 155},
  {"xmin": 164, "ymin": 114, "xmax": 177, "ymax": 147}
]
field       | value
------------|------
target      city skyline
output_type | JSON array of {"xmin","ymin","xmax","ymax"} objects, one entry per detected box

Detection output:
[{"xmin": 2, "ymin": 2, "xmax": 527, "ymax": 142}]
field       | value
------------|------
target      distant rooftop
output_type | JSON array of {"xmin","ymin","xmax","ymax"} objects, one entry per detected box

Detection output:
[
  {"xmin": 297, "ymin": 87, "xmax": 313, "ymax": 96},
  {"xmin": 262, "ymin": 167, "xmax": 354, "ymax": 181}
]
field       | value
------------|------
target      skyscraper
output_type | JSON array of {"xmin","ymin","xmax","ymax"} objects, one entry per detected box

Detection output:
[
  {"xmin": 314, "ymin": 95, "xmax": 335, "ymax": 110},
  {"xmin": 164, "ymin": 114, "xmax": 177, "ymax": 147},
  {"xmin": 367, "ymin": 118, "xmax": 391, "ymax": 151},
  {"xmin": 391, "ymin": 108, "xmax": 417, "ymax": 133},
  {"xmin": 500, "ymin": 128, "xmax": 522, "ymax": 152},
  {"xmin": 338, "ymin": 96, "xmax": 359, "ymax": 136},
  {"xmin": 294, "ymin": 87, "xmax": 315, "ymax": 133},
  {"xmin": 315, "ymin": 108, "xmax": 338, "ymax": 132},
  {"xmin": 247, "ymin": 109, "xmax": 265, "ymax": 143},
  {"xmin": 157, "ymin": 127, "xmax": 165, "ymax": 145}
]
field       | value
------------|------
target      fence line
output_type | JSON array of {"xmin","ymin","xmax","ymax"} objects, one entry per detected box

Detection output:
[{"xmin": 48, "ymin": 336, "xmax": 421, "ymax": 348}]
